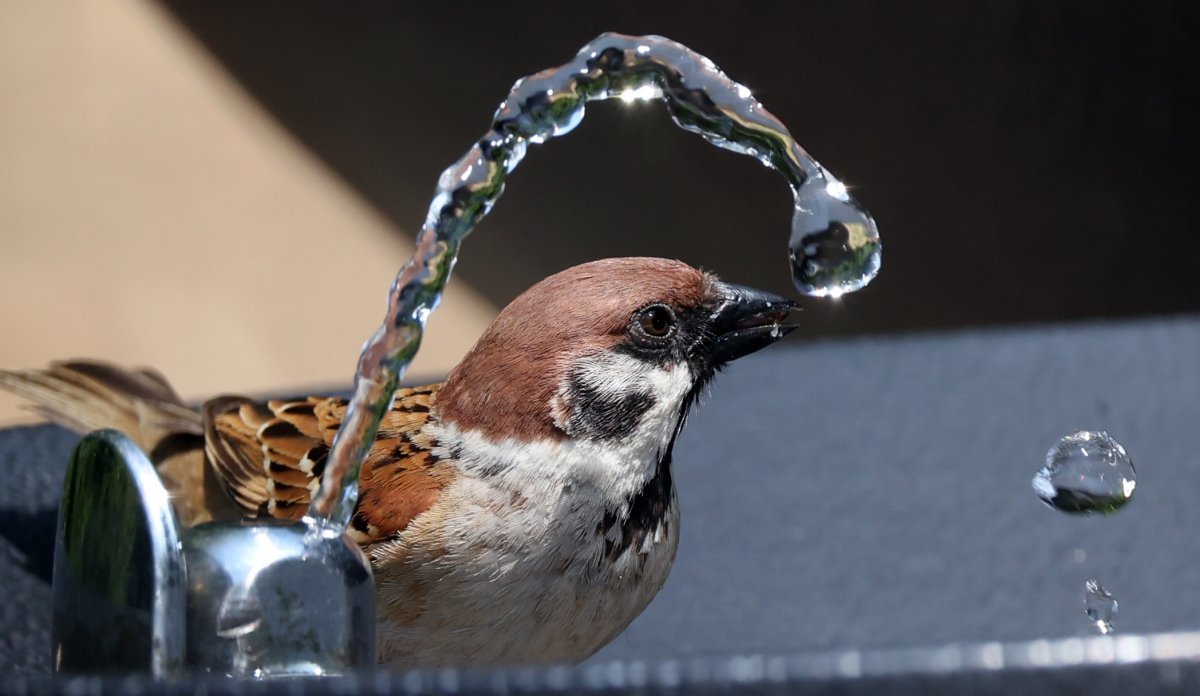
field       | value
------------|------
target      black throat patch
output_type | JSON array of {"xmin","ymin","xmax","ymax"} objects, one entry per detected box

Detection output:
[
  {"xmin": 589, "ymin": 368, "xmax": 707, "ymax": 565},
  {"xmin": 598, "ymin": 447, "xmax": 675, "ymax": 564}
]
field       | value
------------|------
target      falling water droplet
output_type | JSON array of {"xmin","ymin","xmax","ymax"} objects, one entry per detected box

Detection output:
[
  {"xmin": 789, "ymin": 168, "xmax": 881, "ymax": 298},
  {"xmin": 1084, "ymin": 579, "xmax": 1118, "ymax": 634},
  {"xmin": 1032, "ymin": 431, "xmax": 1136, "ymax": 514}
]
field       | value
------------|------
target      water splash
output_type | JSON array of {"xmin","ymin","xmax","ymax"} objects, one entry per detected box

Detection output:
[
  {"xmin": 1032, "ymin": 430, "xmax": 1135, "ymax": 515},
  {"xmin": 1033, "ymin": 431, "xmax": 1133, "ymax": 634},
  {"xmin": 1084, "ymin": 579, "xmax": 1117, "ymax": 634},
  {"xmin": 306, "ymin": 32, "xmax": 883, "ymax": 528}
]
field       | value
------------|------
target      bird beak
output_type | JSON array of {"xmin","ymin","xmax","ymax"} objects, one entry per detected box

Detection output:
[{"xmin": 706, "ymin": 281, "xmax": 799, "ymax": 366}]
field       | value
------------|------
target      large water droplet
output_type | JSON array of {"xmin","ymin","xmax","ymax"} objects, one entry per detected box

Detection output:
[
  {"xmin": 1084, "ymin": 579, "xmax": 1118, "ymax": 634},
  {"xmin": 789, "ymin": 168, "xmax": 882, "ymax": 298},
  {"xmin": 1032, "ymin": 431, "xmax": 1135, "ymax": 514}
]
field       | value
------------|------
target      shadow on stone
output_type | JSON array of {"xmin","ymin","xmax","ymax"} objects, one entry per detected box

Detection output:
[{"xmin": 0, "ymin": 508, "xmax": 58, "ymax": 583}]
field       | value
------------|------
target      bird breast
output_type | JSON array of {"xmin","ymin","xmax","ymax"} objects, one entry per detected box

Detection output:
[{"xmin": 370, "ymin": 430, "xmax": 681, "ymax": 666}]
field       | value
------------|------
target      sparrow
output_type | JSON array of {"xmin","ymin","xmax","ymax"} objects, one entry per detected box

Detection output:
[{"xmin": 0, "ymin": 257, "xmax": 797, "ymax": 667}]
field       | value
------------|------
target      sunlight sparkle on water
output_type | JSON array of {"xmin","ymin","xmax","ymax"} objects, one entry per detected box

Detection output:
[{"xmin": 620, "ymin": 84, "xmax": 662, "ymax": 103}]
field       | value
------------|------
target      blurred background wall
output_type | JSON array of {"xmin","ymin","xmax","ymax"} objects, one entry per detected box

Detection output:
[
  {"xmin": 0, "ymin": 1, "xmax": 495, "ymax": 423},
  {"xmin": 157, "ymin": 1, "xmax": 1199, "ymax": 331},
  {"xmin": 2, "ymin": 1, "xmax": 1197, "ymax": 421}
]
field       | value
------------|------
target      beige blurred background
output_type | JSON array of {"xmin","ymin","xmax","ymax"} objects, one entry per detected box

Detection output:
[{"xmin": 0, "ymin": 2, "xmax": 496, "ymax": 424}]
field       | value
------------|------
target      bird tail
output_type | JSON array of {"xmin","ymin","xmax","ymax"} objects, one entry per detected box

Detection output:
[
  {"xmin": 0, "ymin": 360, "xmax": 202, "ymax": 451},
  {"xmin": 0, "ymin": 361, "xmax": 236, "ymax": 526}
]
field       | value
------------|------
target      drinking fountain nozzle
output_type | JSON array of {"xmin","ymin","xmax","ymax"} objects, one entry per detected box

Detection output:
[{"xmin": 51, "ymin": 429, "xmax": 375, "ymax": 677}]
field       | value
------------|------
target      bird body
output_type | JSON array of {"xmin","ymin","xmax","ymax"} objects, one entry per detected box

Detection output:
[{"xmin": 1, "ymin": 257, "xmax": 795, "ymax": 667}]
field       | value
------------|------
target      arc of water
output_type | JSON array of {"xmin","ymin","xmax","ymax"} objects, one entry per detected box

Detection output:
[{"xmin": 305, "ymin": 32, "xmax": 881, "ymax": 530}]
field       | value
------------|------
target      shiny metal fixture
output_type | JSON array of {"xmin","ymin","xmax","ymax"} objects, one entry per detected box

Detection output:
[
  {"xmin": 51, "ymin": 428, "xmax": 375, "ymax": 677},
  {"xmin": 52, "ymin": 429, "xmax": 185, "ymax": 677},
  {"xmin": 181, "ymin": 520, "xmax": 374, "ymax": 677}
]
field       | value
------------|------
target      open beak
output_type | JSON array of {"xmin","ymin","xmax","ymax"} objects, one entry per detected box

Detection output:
[{"xmin": 706, "ymin": 281, "xmax": 799, "ymax": 366}]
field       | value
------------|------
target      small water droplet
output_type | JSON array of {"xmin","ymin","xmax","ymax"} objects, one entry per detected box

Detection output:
[
  {"xmin": 1032, "ymin": 431, "xmax": 1135, "ymax": 514},
  {"xmin": 1084, "ymin": 579, "xmax": 1117, "ymax": 634}
]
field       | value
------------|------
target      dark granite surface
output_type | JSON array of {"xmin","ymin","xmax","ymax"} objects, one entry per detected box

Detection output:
[
  {"xmin": 0, "ymin": 425, "xmax": 68, "ymax": 676},
  {"xmin": 3, "ymin": 316, "xmax": 1199, "ymax": 689}
]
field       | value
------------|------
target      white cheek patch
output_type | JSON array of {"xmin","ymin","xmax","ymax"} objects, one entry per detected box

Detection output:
[
  {"xmin": 569, "ymin": 352, "xmax": 655, "ymax": 398},
  {"xmin": 623, "ymin": 357, "xmax": 695, "ymax": 449}
]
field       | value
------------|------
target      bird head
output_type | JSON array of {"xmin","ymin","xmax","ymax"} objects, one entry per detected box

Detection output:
[{"xmin": 437, "ymin": 257, "xmax": 796, "ymax": 450}]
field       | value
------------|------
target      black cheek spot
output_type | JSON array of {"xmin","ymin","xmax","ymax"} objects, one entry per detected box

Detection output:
[{"xmin": 564, "ymin": 371, "xmax": 657, "ymax": 441}]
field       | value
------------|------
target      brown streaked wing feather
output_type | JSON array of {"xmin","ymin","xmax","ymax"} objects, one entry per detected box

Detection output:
[
  {"xmin": 204, "ymin": 396, "xmax": 275, "ymax": 515},
  {"xmin": 205, "ymin": 394, "xmax": 335, "ymax": 520},
  {"xmin": 309, "ymin": 385, "xmax": 453, "ymax": 544},
  {"xmin": 204, "ymin": 384, "xmax": 451, "ymax": 543}
]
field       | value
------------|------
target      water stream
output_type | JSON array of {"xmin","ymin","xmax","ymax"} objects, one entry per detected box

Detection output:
[{"xmin": 305, "ymin": 32, "xmax": 883, "ymax": 530}]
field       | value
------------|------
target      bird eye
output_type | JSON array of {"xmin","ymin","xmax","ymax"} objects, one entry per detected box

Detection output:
[{"xmin": 634, "ymin": 305, "xmax": 675, "ymax": 340}]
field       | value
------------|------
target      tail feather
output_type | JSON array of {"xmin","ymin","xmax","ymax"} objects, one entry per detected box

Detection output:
[
  {"xmin": 0, "ymin": 360, "xmax": 236, "ymax": 527},
  {"xmin": 0, "ymin": 361, "xmax": 201, "ymax": 452}
]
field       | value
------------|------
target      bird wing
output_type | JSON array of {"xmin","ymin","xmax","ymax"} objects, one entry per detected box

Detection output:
[{"xmin": 204, "ymin": 383, "xmax": 454, "ymax": 545}]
